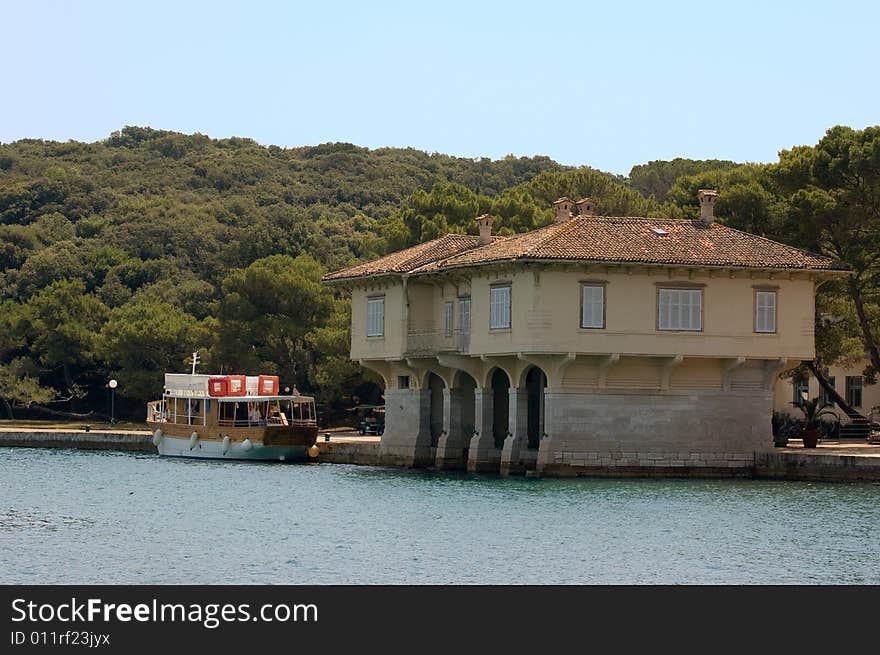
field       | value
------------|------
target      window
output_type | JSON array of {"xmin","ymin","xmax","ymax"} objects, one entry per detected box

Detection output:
[
  {"xmin": 458, "ymin": 296, "xmax": 471, "ymax": 351},
  {"xmin": 793, "ymin": 378, "xmax": 810, "ymax": 405},
  {"xmin": 846, "ymin": 376, "xmax": 863, "ymax": 407},
  {"xmin": 821, "ymin": 377, "xmax": 836, "ymax": 407},
  {"xmin": 489, "ymin": 285, "xmax": 511, "ymax": 329},
  {"xmin": 458, "ymin": 297, "xmax": 471, "ymax": 335},
  {"xmin": 581, "ymin": 284, "xmax": 605, "ymax": 329},
  {"xmin": 366, "ymin": 296, "xmax": 384, "ymax": 337},
  {"xmin": 755, "ymin": 290, "xmax": 777, "ymax": 333},
  {"xmin": 658, "ymin": 288, "xmax": 702, "ymax": 331},
  {"xmin": 397, "ymin": 375, "xmax": 410, "ymax": 389},
  {"xmin": 444, "ymin": 301, "xmax": 454, "ymax": 337}
]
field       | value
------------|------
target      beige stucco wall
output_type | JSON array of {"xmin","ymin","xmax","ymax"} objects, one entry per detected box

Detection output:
[
  {"xmin": 350, "ymin": 265, "xmax": 817, "ymax": 363},
  {"xmin": 350, "ymin": 284, "xmax": 407, "ymax": 360},
  {"xmin": 773, "ymin": 360, "xmax": 880, "ymax": 419},
  {"xmin": 460, "ymin": 266, "xmax": 814, "ymax": 359}
]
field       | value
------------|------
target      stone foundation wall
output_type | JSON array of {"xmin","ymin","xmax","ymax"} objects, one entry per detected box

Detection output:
[
  {"xmin": 378, "ymin": 388, "xmax": 433, "ymax": 467},
  {"xmin": 535, "ymin": 388, "xmax": 771, "ymax": 476},
  {"xmin": 540, "ymin": 451, "xmax": 756, "ymax": 477},
  {"xmin": 0, "ymin": 431, "xmax": 153, "ymax": 452},
  {"xmin": 378, "ymin": 385, "xmax": 774, "ymax": 475}
]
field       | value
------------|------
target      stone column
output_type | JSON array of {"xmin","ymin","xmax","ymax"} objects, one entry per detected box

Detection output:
[
  {"xmin": 378, "ymin": 388, "xmax": 433, "ymax": 467},
  {"xmin": 536, "ymin": 389, "xmax": 559, "ymax": 475},
  {"xmin": 435, "ymin": 388, "xmax": 467, "ymax": 470},
  {"xmin": 467, "ymin": 388, "xmax": 500, "ymax": 472},
  {"xmin": 500, "ymin": 387, "xmax": 529, "ymax": 476}
]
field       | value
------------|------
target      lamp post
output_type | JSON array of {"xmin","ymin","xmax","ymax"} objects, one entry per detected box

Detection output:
[{"xmin": 108, "ymin": 379, "xmax": 118, "ymax": 426}]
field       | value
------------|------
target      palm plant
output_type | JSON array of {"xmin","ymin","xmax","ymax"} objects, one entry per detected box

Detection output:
[
  {"xmin": 791, "ymin": 396, "xmax": 838, "ymax": 430},
  {"xmin": 791, "ymin": 396, "xmax": 839, "ymax": 447}
]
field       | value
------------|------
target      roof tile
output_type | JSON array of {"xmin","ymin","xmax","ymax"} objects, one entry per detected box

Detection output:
[{"xmin": 323, "ymin": 216, "xmax": 847, "ymax": 282}]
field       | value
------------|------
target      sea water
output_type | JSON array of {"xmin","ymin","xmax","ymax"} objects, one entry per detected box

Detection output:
[{"xmin": 1, "ymin": 447, "xmax": 877, "ymax": 584}]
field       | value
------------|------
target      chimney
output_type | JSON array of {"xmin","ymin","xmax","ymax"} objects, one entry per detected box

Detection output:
[
  {"xmin": 576, "ymin": 197, "xmax": 597, "ymax": 216},
  {"xmin": 476, "ymin": 213, "xmax": 494, "ymax": 246},
  {"xmin": 698, "ymin": 189, "xmax": 718, "ymax": 226},
  {"xmin": 552, "ymin": 197, "xmax": 573, "ymax": 223}
]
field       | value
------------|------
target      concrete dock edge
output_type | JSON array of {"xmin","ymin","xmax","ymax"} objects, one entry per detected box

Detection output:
[{"xmin": 3, "ymin": 430, "xmax": 880, "ymax": 480}]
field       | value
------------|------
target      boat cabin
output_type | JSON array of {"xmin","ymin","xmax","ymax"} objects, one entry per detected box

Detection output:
[{"xmin": 147, "ymin": 373, "xmax": 316, "ymax": 429}]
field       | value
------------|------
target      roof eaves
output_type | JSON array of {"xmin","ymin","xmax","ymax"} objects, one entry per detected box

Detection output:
[
  {"xmin": 714, "ymin": 223, "xmax": 849, "ymax": 270},
  {"xmin": 408, "ymin": 255, "xmax": 851, "ymax": 276}
]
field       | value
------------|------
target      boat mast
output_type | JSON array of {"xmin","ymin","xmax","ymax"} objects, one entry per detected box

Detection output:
[{"xmin": 188, "ymin": 351, "xmax": 200, "ymax": 425}]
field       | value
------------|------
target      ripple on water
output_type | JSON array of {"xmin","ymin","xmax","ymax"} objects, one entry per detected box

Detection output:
[{"xmin": 0, "ymin": 448, "xmax": 878, "ymax": 584}]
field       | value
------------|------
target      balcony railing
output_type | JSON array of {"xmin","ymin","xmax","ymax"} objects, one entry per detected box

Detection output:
[{"xmin": 405, "ymin": 328, "xmax": 470, "ymax": 356}]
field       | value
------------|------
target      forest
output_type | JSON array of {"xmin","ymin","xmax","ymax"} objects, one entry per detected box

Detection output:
[{"xmin": 0, "ymin": 125, "xmax": 878, "ymax": 421}]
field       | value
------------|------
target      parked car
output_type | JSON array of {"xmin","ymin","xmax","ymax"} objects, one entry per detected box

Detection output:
[{"xmin": 356, "ymin": 405, "xmax": 385, "ymax": 435}]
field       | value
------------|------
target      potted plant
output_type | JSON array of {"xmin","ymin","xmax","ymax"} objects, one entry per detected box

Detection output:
[
  {"xmin": 791, "ymin": 396, "xmax": 837, "ymax": 448},
  {"xmin": 771, "ymin": 411, "xmax": 789, "ymax": 447}
]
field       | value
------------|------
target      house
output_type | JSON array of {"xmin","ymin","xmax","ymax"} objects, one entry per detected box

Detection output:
[
  {"xmin": 774, "ymin": 359, "xmax": 879, "ymax": 425},
  {"xmin": 323, "ymin": 191, "xmax": 848, "ymax": 476}
]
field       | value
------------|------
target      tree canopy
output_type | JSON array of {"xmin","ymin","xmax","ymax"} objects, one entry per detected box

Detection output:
[{"xmin": 1, "ymin": 124, "xmax": 878, "ymax": 419}]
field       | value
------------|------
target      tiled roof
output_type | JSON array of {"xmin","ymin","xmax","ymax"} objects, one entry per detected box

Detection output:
[
  {"xmin": 323, "ymin": 217, "xmax": 848, "ymax": 282},
  {"xmin": 322, "ymin": 234, "xmax": 492, "ymax": 281},
  {"xmin": 436, "ymin": 217, "xmax": 847, "ymax": 271}
]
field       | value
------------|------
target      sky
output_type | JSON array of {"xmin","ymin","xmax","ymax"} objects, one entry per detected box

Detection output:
[{"xmin": 3, "ymin": 0, "xmax": 879, "ymax": 175}]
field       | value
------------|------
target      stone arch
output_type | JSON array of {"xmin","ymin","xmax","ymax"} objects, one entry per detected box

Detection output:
[
  {"xmin": 480, "ymin": 363, "xmax": 515, "ymax": 390},
  {"xmin": 523, "ymin": 366, "xmax": 547, "ymax": 449},
  {"xmin": 412, "ymin": 364, "xmax": 455, "ymax": 391},
  {"xmin": 453, "ymin": 369, "xmax": 478, "ymax": 447},
  {"xmin": 427, "ymin": 372, "xmax": 446, "ymax": 446},
  {"xmin": 357, "ymin": 359, "xmax": 392, "ymax": 389},
  {"xmin": 489, "ymin": 367, "xmax": 511, "ymax": 448}
]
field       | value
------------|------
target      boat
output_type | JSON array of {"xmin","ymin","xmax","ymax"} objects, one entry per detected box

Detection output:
[{"xmin": 146, "ymin": 360, "xmax": 319, "ymax": 461}]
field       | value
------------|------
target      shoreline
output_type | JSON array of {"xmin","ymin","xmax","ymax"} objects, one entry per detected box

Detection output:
[{"xmin": 2, "ymin": 428, "xmax": 879, "ymax": 482}]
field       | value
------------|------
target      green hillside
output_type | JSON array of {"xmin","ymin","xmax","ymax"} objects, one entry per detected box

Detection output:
[{"xmin": 1, "ymin": 125, "xmax": 878, "ymax": 420}]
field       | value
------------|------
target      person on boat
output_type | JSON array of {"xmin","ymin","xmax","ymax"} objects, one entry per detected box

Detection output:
[
  {"xmin": 248, "ymin": 403, "xmax": 262, "ymax": 425},
  {"xmin": 292, "ymin": 385, "xmax": 301, "ymax": 397}
]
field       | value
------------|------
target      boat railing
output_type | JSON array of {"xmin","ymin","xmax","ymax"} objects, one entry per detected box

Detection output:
[
  {"xmin": 147, "ymin": 401, "xmax": 165, "ymax": 423},
  {"xmin": 147, "ymin": 397, "xmax": 318, "ymax": 427},
  {"xmin": 216, "ymin": 416, "xmax": 317, "ymax": 428}
]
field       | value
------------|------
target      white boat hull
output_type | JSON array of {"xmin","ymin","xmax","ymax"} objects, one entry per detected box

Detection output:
[{"xmin": 156, "ymin": 435, "xmax": 309, "ymax": 461}]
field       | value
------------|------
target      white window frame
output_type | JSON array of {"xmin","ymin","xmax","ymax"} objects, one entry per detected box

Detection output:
[
  {"xmin": 489, "ymin": 284, "xmax": 511, "ymax": 330},
  {"xmin": 658, "ymin": 287, "xmax": 702, "ymax": 331},
  {"xmin": 846, "ymin": 376, "xmax": 863, "ymax": 408},
  {"xmin": 581, "ymin": 284, "xmax": 605, "ymax": 329},
  {"xmin": 755, "ymin": 290, "xmax": 777, "ymax": 333},
  {"xmin": 366, "ymin": 296, "xmax": 385, "ymax": 338},
  {"xmin": 444, "ymin": 301, "xmax": 454, "ymax": 337},
  {"xmin": 458, "ymin": 296, "xmax": 471, "ymax": 336}
]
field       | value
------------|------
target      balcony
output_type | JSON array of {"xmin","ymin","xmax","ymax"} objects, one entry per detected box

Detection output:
[{"xmin": 405, "ymin": 328, "xmax": 471, "ymax": 357}]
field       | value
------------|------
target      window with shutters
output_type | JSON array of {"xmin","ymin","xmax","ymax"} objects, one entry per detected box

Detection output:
[
  {"xmin": 366, "ymin": 296, "xmax": 384, "ymax": 337},
  {"xmin": 658, "ymin": 288, "xmax": 702, "ymax": 331},
  {"xmin": 755, "ymin": 290, "xmax": 777, "ymax": 333},
  {"xmin": 458, "ymin": 297, "xmax": 471, "ymax": 335},
  {"xmin": 444, "ymin": 301, "xmax": 454, "ymax": 337},
  {"xmin": 580, "ymin": 284, "xmax": 605, "ymax": 329},
  {"xmin": 489, "ymin": 285, "xmax": 511, "ymax": 330}
]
